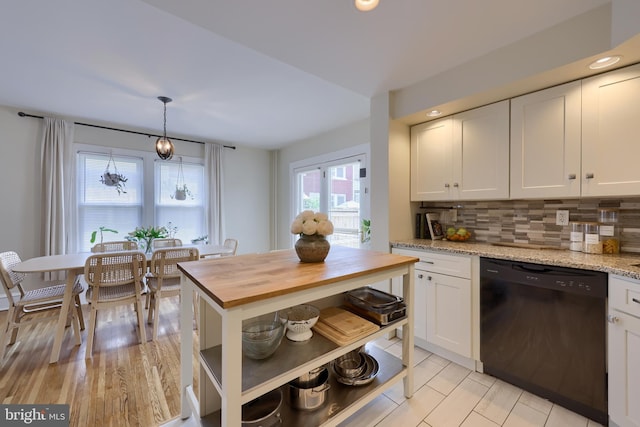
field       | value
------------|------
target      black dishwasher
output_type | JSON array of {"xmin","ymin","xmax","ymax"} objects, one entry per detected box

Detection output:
[{"xmin": 480, "ymin": 258, "xmax": 607, "ymax": 424}]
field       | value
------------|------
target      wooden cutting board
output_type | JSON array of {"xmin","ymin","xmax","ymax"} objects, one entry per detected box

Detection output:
[
  {"xmin": 313, "ymin": 318, "xmax": 379, "ymax": 346},
  {"xmin": 317, "ymin": 307, "xmax": 377, "ymax": 337}
]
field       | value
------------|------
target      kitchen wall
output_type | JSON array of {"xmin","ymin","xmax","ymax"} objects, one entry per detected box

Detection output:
[{"xmin": 415, "ymin": 198, "xmax": 640, "ymax": 253}]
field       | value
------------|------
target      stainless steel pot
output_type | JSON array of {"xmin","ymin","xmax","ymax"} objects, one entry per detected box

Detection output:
[
  {"xmin": 242, "ymin": 388, "xmax": 283, "ymax": 427},
  {"xmin": 288, "ymin": 367, "xmax": 330, "ymax": 411},
  {"xmin": 294, "ymin": 365, "xmax": 326, "ymax": 388}
]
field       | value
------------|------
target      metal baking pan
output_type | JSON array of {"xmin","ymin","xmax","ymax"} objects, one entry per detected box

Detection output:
[
  {"xmin": 343, "ymin": 301, "xmax": 405, "ymax": 326},
  {"xmin": 346, "ymin": 287, "xmax": 403, "ymax": 309}
]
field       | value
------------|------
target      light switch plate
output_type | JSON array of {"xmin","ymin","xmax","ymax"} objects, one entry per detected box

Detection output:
[{"xmin": 556, "ymin": 210, "xmax": 570, "ymax": 226}]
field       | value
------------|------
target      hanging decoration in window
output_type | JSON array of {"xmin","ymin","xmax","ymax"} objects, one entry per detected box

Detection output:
[
  {"xmin": 171, "ymin": 157, "xmax": 193, "ymax": 200},
  {"xmin": 100, "ymin": 152, "xmax": 127, "ymax": 194}
]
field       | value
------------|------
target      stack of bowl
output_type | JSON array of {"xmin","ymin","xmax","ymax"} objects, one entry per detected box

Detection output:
[
  {"xmin": 242, "ymin": 312, "xmax": 287, "ymax": 360},
  {"xmin": 330, "ymin": 349, "xmax": 379, "ymax": 386}
]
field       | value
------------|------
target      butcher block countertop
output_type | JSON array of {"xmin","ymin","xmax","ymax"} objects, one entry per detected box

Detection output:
[
  {"xmin": 391, "ymin": 239, "xmax": 640, "ymax": 281},
  {"xmin": 178, "ymin": 246, "xmax": 418, "ymax": 309}
]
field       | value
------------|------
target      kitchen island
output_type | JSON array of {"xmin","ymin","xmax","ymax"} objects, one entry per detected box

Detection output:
[{"xmin": 178, "ymin": 246, "xmax": 418, "ymax": 426}]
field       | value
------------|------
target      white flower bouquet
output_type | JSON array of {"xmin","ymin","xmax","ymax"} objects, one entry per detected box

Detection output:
[{"xmin": 290, "ymin": 210, "xmax": 334, "ymax": 237}]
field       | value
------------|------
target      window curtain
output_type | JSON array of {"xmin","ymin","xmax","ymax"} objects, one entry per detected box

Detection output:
[
  {"xmin": 205, "ymin": 144, "xmax": 224, "ymax": 245},
  {"xmin": 40, "ymin": 117, "xmax": 75, "ymax": 257}
]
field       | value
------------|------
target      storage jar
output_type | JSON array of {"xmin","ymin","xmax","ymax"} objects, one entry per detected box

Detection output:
[
  {"xmin": 583, "ymin": 222, "xmax": 603, "ymax": 254},
  {"xmin": 598, "ymin": 208, "xmax": 620, "ymax": 254},
  {"xmin": 569, "ymin": 222, "xmax": 584, "ymax": 252}
]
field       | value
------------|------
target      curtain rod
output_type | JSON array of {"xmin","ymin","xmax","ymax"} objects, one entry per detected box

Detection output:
[{"xmin": 17, "ymin": 111, "xmax": 236, "ymax": 150}]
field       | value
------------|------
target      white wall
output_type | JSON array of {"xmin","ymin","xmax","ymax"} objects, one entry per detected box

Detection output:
[
  {"xmin": 0, "ymin": 105, "xmax": 271, "ymax": 259},
  {"xmin": 274, "ymin": 119, "xmax": 370, "ymax": 249}
]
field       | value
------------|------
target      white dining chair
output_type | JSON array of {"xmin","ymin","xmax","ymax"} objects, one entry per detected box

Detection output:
[
  {"xmin": 91, "ymin": 240, "xmax": 139, "ymax": 253},
  {"xmin": 83, "ymin": 251, "xmax": 147, "ymax": 358},
  {"xmin": 222, "ymin": 238, "xmax": 238, "ymax": 256},
  {"xmin": 151, "ymin": 238, "xmax": 182, "ymax": 249},
  {"xmin": 0, "ymin": 251, "xmax": 84, "ymax": 363},
  {"xmin": 146, "ymin": 247, "xmax": 199, "ymax": 340}
]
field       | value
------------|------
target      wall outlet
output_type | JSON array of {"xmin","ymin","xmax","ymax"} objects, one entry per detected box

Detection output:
[{"xmin": 556, "ymin": 210, "xmax": 570, "ymax": 226}]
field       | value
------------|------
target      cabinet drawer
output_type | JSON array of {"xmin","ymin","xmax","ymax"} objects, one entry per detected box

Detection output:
[
  {"xmin": 609, "ymin": 275, "xmax": 640, "ymax": 318},
  {"xmin": 392, "ymin": 248, "xmax": 470, "ymax": 279}
]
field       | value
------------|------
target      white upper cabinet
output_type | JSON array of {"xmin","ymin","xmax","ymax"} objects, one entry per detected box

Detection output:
[
  {"xmin": 510, "ymin": 81, "xmax": 582, "ymax": 199},
  {"xmin": 411, "ymin": 101, "xmax": 510, "ymax": 201},
  {"xmin": 410, "ymin": 117, "xmax": 454, "ymax": 200},
  {"xmin": 454, "ymin": 101, "xmax": 510, "ymax": 200},
  {"xmin": 582, "ymin": 63, "xmax": 640, "ymax": 197}
]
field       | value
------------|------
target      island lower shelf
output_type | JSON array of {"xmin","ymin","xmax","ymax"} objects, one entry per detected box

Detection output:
[
  {"xmin": 197, "ymin": 344, "xmax": 406, "ymax": 427},
  {"xmin": 200, "ymin": 316, "xmax": 408, "ymax": 403}
]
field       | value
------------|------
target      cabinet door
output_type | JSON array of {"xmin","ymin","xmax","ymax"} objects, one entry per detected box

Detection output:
[
  {"xmin": 426, "ymin": 272, "xmax": 471, "ymax": 357},
  {"xmin": 510, "ymin": 81, "xmax": 582, "ymax": 199},
  {"xmin": 608, "ymin": 309, "xmax": 640, "ymax": 427},
  {"xmin": 414, "ymin": 270, "xmax": 429, "ymax": 342},
  {"xmin": 411, "ymin": 117, "xmax": 454, "ymax": 201},
  {"xmin": 582, "ymin": 63, "xmax": 640, "ymax": 197},
  {"xmin": 454, "ymin": 100, "xmax": 510, "ymax": 200}
]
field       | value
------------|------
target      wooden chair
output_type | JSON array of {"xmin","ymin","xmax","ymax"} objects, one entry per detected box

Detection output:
[
  {"xmin": 83, "ymin": 251, "xmax": 147, "ymax": 358},
  {"xmin": 151, "ymin": 238, "xmax": 182, "ymax": 249},
  {"xmin": 91, "ymin": 240, "xmax": 138, "ymax": 253},
  {"xmin": 222, "ymin": 238, "xmax": 238, "ymax": 256},
  {"xmin": 146, "ymin": 247, "xmax": 199, "ymax": 340},
  {"xmin": 0, "ymin": 251, "xmax": 84, "ymax": 363}
]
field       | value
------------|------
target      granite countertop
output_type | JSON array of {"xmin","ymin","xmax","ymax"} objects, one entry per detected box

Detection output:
[{"xmin": 391, "ymin": 239, "xmax": 640, "ymax": 281}]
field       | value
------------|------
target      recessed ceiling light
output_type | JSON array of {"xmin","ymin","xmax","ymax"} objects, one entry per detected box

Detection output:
[
  {"xmin": 426, "ymin": 110, "xmax": 442, "ymax": 117},
  {"xmin": 355, "ymin": 0, "xmax": 379, "ymax": 12},
  {"xmin": 588, "ymin": 55, "xmax": 621, "ymax": 70}
]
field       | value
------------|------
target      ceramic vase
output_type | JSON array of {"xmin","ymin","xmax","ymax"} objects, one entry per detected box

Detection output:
[{"xmin": 294, "ymin": 234, "xmax": 330, "ymax": 263}]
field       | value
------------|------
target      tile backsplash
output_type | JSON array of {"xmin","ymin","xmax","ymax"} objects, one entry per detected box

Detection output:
[{"xmin": 416, "ymin": 198, "xmax": 640, "ymax": 253}]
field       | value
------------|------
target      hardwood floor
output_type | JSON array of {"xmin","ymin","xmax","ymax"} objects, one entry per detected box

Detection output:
[{"xmin": 0, "ymin": 298, "xmax": 197, "ymax": 427}]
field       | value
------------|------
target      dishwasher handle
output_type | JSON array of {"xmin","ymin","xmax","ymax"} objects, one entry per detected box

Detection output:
[{"xmin": 512, "ymin": 264, "xmax": 554, "ymax": 274}]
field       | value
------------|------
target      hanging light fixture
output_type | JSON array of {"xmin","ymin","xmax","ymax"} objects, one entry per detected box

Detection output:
[{"xmin": 156, "ymin": 96, "xmax": 174, "ymax": 160}]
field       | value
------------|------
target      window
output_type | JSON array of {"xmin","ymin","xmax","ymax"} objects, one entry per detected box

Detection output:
[
  {"xmin": 292, "ymin": 152, "xmax": 367, "ymax": 248},
  {"xmin": 76, "ymin": 148, "xmax": 206, "ymax": 252},
  {"xmin": 155, "ymin": 160, "xmax": 206, "ymax": 244}
]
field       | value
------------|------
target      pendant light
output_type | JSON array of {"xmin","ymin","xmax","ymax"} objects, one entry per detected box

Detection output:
[{"xmin": 156, "ymin": 96, "xmax": 174, "ymax": 160}]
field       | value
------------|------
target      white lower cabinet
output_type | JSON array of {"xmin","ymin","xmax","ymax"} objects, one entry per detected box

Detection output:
[
  {"xmin": 392, "ymin": 248, "xmax": 474, "ymax": 363},
  {"xmin": 425, "ymin": 271, "xmax": 471, "ymax": 357},
  {"xmin": 609, "ymin": 275, "xmax": 640, "ymax": 427}
]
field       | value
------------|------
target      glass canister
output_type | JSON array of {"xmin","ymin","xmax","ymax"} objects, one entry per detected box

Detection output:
[
  {"xmin": 569, "ymin": 222, "xmax": 584, "ymax": 252},
  {"xmin": 598, "ymin": 208, "xmax": 620, "ymax": 254},
  {"xmin": 583, "ymin": 222, "xmax": 603, "ymax": 254}
]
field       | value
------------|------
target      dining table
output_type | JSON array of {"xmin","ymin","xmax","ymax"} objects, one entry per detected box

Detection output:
[{"xmin": 12, "ymin": 243, "xmax": 233, "ymax": 364}]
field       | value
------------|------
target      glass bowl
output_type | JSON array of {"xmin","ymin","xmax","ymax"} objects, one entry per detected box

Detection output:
[{"xmin": 242, "ymin": 313, "xmax": 286, "ymax": 360}]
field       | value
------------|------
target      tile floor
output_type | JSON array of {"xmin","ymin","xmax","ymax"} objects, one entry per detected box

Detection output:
[
  {"xmin": 341, "ymin": 336, "xmax": 605, "ymax": 427},
  {"xmin": 166, "ymin": 336, "xmax": 606, "ymax": 427}
]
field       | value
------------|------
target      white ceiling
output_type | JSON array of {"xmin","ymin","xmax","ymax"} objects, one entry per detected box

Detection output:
[{"xmin": 0, "ymin": 0, "xmax": 611, "ymax": 149}]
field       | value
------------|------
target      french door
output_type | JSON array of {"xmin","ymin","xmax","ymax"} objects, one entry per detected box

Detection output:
[{"xmin": 293, "ymin": 154, "xmax": 368, "ymax": 248}]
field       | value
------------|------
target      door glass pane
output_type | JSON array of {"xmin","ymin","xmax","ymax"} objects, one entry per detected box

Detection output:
[
  {"xmin": 296, "ymin": 169, "xmax": 321, "ymax": 213},
  {"xmin": 328, "ymin": 161, "xmax": 360, "ymax": 248}
]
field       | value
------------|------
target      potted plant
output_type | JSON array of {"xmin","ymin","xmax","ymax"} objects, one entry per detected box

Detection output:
[
  {"xmin": 100, "ymin": 153, "xmax": 127, "ymax": 195},
  {"xmin": 173, "ymin": 184, "xmax": 193, "ymax": 201},
  {"xmin": 127, "ymin": 225, "xmax": 168, "ymax": 253},
  {"xmin": 90, "ymin": 226, "xmax": 118, "ymax": 245},
  {"xmin": 171, "ymin": 157, "xmax": 194, "ymax": 200}
]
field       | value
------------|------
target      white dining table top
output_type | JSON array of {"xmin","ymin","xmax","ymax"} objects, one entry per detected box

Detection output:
[{"xmin": 13, "ymin": 244, "xmax": 232, "ymax": 273}]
